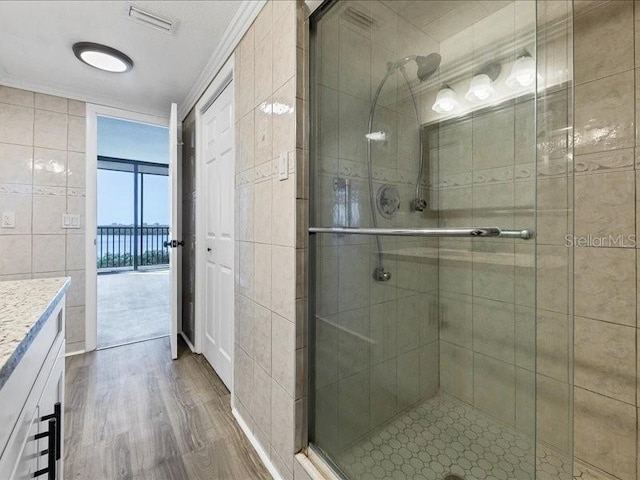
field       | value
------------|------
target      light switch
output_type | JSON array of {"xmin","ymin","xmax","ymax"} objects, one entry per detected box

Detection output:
[
  {"xmin": 1, "ymin": 211, "xmax": 15, "ymax": 228},
  {"xmin": 278, "ymin": 153, "xmax": 288, "ymax": 181},
  {"xmin": 62, "ymin": 214, "xmax": 81, "ymax": 229}
]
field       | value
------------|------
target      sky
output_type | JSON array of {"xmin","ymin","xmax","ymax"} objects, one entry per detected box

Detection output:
[{"xmin": 97, "ymin": 117, "xmax": 170, "ymax": 225}]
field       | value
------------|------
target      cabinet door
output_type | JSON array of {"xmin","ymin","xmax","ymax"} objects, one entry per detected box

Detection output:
[
  {"xmin": 37, "ymin": 349, "xmax": 65, "ymax": 479},
  {"xmin": 8, "ymin": 408, "xmax": 40, "ymax": 480}
]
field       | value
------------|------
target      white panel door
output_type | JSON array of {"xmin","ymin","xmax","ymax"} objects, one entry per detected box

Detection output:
[
  {"xmin": 169, "ymin": 103, "xmax": 179, "ymax": 360},
  {"xmin": 202, "ymin": 82, "xmax": 234, "ymax": 389}
]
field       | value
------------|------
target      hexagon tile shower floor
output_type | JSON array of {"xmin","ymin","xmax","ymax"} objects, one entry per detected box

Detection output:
[{"xmin": 335, "ymin": 394, "xmax": 573, "ymax": 480}]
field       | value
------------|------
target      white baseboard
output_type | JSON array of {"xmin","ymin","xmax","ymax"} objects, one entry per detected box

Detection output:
[
  {"xmin": 65, "ymin": 349, "xmax": 86, "ymax": 357},
  {"xmin": 180, "ymin": 331, "xmax": 196, "ymax": 352},
  {"xmin": 232, "ymin": 408, "xmax": 283, "ymax": 480}
]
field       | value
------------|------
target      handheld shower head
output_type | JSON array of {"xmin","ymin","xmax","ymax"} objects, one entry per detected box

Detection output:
[{"xmin": 415, "ymin": 53, "xmax": 442, "ymax": 82}]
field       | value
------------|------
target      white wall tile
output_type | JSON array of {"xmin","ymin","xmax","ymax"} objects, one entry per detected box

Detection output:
[
  {"xmin": 34, "ymin": 93, "xmax": 68, "ymax": 113},
  {"xmin": 0, "ymin": 103, "xmax": 34, "ymax": 146},
  {"xmin": 0, "ymin": 86, "xmax": 34, "ymax": 107},
  {"xmin": 0, "ymin": 234, "xmax": 32, "ymax": 274},
  {"xmin": 34, "ymin": 109, "xmax": 67, "ymax": 150},
  {"xmin": 33, "ymin": 148, "xmax": 67, "ymax": 187},
  {"xmin": 67, "ymin": 115, "xmax": 85, "ymax": 152},
  {"xmin": 32, "ymin": 234, "xmax": 65, "ymax": 272},
  {"xmin": 33, "ymin": 194, "xmax": 66, "ymax": 234},
  {"xmin": 0, "ymin": 193, "xmax": 32, "ymax": 235},
  {"xmin": 0, "ymin": 143, "xmax": 33, "ymax": 184}
]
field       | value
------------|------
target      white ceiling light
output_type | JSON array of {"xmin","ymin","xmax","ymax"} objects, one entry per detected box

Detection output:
[
  {"xmin": 432, "ymin": 85, "xmax": 460, "ymax": 114},
  {"xmin": 506, "ymin": 51, "xmax": 536, "ymax": 88},
  {"xmin": 465, "ymin": 74, "xmax": 495, "ymax": 102},
  {"xmin": 73, "ymin": 42, "xmax": 133, "ymax": 73}
]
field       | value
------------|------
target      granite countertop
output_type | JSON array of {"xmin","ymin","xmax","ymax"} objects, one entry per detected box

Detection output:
[{"xmin": 0, "ymin": 277, "xmax": 71, "ymax": 390}]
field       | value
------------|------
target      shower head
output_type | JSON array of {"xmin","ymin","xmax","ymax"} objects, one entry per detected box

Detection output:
[
  {"xmin": 415, "ymin": 53, "xmax": 441, "ymax": 82},
  {"xmin": 388, "ymin": 53, "xmax": 442, "ymax": 81}
]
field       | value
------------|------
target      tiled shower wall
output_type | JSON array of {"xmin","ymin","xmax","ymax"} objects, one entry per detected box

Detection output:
[
  {"xmin": 571, "ymin": 1, "xmax": 640, "ymax": 479},
  {"xmin": 312, "ymin": 0, "xmax": 442, "ymax": 459},
  {"xmin": 232, "ymin": 1, "xmax": 309, "ymax": 479},
  {"xmin": 0, "ymin": 86, "xmax": 86, "ymax": 352},
  {"xmin": 310, "ymin": 0, "xmax": 575, "ymax": 468},
  {"xmin": 432, "ymin": 1, "xmax": 540, "ymax": 436}
]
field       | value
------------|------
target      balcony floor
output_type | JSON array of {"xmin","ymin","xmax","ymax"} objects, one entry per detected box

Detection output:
[{"xmin": 97, "ymin": 269, "xmax": 169, "ymax": 349}]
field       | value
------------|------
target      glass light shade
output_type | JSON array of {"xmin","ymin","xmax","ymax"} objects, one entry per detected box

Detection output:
[
  {"xmin": 73, "ymin": 42, "xmax": 133, "ymax": 73},
  {"xmin": 506, "ymin": 54, "xmax": 536, "ymax": 88},
  {"xmin": 80, "ymin": 50, "xmax": 129, "ymax": 72},
  {"xmin": 465, "ymin": 74, "xmax": 495, "ymax": 102},
  {"xmin": 365, "ymin": 131, "xmax": 387, "ymax": 142},
  {"xmin": 431, "ymin": 87, "xmax": 460, "ymax": 114}
]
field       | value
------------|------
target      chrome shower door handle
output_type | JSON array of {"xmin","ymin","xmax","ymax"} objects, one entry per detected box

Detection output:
[{"xmin": 308, "ymin": 227, "xmax": 533, "ymax": 239}]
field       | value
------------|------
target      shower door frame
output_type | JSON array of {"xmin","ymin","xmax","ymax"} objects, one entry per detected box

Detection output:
[{"xmin": 306, "ymin": 1, "xmax": 575, "ymax": 479}]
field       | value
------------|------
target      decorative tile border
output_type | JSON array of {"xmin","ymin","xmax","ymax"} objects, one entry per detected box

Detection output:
[{"xmin": 0, "ymin": 183, "xmax": 32, "ymax": 195}]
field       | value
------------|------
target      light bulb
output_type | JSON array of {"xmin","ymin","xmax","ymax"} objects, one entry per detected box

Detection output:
[
  {"xmin": 365, "ymin": 131, "xmax": 387, "ymax": 142},
  {"xmin": 506, "ymin": 53, "xmax": 536, "ymax": 88},
  {"xmin": 465, "ymin": 74, "xmax": 495, "ymax": 103},
  {"xmin": 432, "ymin": 86, "xmax": 460, "ymax": 114}
]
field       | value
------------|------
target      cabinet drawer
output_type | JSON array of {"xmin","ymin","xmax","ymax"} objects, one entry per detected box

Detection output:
[{"xmin": 0, "ymin": 297, "xmax": 65, "ymax": 457}]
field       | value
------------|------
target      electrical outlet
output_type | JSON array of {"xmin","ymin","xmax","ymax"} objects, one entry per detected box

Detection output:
[{"xmin": 1, "ymin": 211, "xmax": 15, "ymax": 228}]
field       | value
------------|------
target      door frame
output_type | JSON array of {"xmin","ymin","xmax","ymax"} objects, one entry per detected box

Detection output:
[
  {"xmin": 85, "ymin": 104, "xmax": 172, "ymax": 352},
  {"xmin": 194, "ymin": 55, "xmax": 235, "ymax": 378}
]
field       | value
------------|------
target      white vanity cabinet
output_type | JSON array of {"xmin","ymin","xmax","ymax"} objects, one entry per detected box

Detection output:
[{"xmin": 0, "ymin": 279, "xmax": 69, "ymax": 480}]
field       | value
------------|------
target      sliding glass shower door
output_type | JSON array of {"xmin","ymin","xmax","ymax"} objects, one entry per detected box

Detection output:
[{"xmin": 309, "ymin": 1, "xmax": 574, "ymax": 479}]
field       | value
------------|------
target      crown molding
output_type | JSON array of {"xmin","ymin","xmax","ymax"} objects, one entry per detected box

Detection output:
[
  {"xmin": 0, "ymin": 75, "xmax": 167, "ymax": 118},
  {"xmin": 177, "ymin": 0, "xmax": 266, "ymax": 121}
]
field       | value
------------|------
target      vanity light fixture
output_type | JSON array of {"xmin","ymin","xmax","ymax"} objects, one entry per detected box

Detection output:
[
  {"xmin": 72, "ymin": 42, "xmax": 134, "ymax": 73},
  {"xmin": 465, "ymin": 63, "xmax": 501, "ymax": 103},
  {"xmin": 365, "ymin": 131, "xmax": 387, "ymax": 142},
  {"xmin": 465, "ymin": 74, "xmax": 495, "ymax": 102},
  {"xmin": 432, "ymin": 85, "xmax": 460, "ymax": 114},
  {"xmin": 506, "ymin": 50, "xmax": 536, "ymax": 88}
]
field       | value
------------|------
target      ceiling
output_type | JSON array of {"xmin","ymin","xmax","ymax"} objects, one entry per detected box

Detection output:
[
  {"xmin": 381, "ymin": 0, "xmax": 512, "ymax": 42},
  {"xmin": 0, "ymin": 1, "xmax": 243, "ymax": 117}
]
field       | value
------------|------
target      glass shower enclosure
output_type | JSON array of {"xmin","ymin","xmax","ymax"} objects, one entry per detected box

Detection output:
[{"xmin": 308, "ymin": 1, "xmax": 574, "ymax": 479}]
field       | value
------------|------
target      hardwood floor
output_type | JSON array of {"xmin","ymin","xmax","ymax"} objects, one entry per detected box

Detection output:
[{"xmin": 64, "ymin": 337, "xmax": 270, "ymax": 480}]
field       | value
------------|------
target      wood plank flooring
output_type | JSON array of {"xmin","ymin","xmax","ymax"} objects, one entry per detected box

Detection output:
[{"xmin": 64, "ymin": 337, "xmax": 270, "ymax": 480}]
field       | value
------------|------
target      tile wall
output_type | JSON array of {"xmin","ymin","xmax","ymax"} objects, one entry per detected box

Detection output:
[
  {"xmin": 311, "ymin": 0, "xmax": 444, "ymax": 459},
  {"xmin": 0, "ymin": 86, "xmax": 86, "ymax": 352},
  {"xmin": 432, "ymin": 1, "xmax": 540, "ymax": 436},
  {"xmin": 571, "ymin": 1, "xmax": 640, "ymax": 479},
  {"xmin": 232, "ymin": 1, "xmax": 309, "ymax": 479},
  {"xmin": 307, "ymin": 0, "xmax": 575, "ymax": 477}
]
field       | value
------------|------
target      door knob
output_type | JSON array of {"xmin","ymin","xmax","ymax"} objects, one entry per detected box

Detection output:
[{"xmin": 207, "ymin": 247, "xmax": 212, "ymax": 252}]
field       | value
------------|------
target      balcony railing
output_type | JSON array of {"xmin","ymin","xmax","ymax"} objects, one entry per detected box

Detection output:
[{"xmin": 97, "ymin": 225, "xmax": 170, "ymax": 270}]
